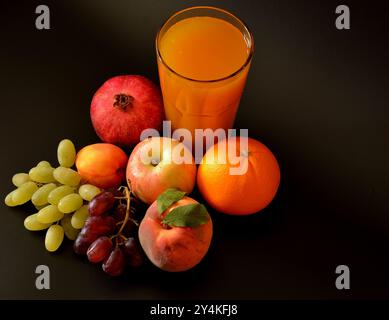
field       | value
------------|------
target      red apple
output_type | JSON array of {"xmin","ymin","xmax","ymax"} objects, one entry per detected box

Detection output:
[
  {"xmin": 126, "ymin": 137, "xmax": 196, "ymax": 204},
  {"xmin": 90, "ymin": 75, "xmax": 164, "ymax": 148},
  {"xmin": 139, "ymin": 196, "xmax": 213, "ymax": 272}
]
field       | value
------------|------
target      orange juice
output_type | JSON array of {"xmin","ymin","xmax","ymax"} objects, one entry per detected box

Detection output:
[
  {"xmin": 159, "ymin": 17, "xmax": 249, "ymax": 81},
  {"xmin": 157, "ymin": 7, "xmax": 253, "ymax": 137}
]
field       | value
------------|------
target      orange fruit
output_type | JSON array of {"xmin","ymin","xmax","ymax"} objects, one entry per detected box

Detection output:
[{"xmin": 197, "ymin": 137, "xmax": 280, "ymax": 215}]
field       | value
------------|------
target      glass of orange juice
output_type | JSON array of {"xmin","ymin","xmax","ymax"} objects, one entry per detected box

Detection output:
[{"xmin": 156, "ymin": 6, "xmax": 254, "ymax": 140}]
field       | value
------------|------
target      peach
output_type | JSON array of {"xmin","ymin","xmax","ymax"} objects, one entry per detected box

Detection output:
[
  {"xmin": 126, "ymin": 137, "xmax": 196, "ymax": 204},
  {"xmin": 139, "ymin": 196, "xmax": 213, "ymax": 272},
  {"xmin": 75, "ymin": 143, "xmax": 128, "ymax": 189}
]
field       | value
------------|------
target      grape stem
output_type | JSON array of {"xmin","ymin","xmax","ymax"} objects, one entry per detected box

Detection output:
[
  {"xmin": 110, "ymin": 186, "xmax": 139, "ymax": 247},
  {"xmin": 119, "ymin": 234, "xmax": 127, "ymax": 241},
  {"xmin": 116, "ymin": 218, "xmax": 139, "ymax": 227},
  {"xmin": 117, "ymin": 187, "xmax": 131, "ymax": 236}
]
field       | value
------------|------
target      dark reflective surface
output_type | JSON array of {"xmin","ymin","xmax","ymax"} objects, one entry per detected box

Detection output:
[{"xmin": 0, "ymin": 0, "xmax": 388, "ymax": 299}]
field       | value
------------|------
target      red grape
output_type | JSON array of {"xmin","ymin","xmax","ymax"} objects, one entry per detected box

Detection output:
[
  {"xmin": 74, "ymin": 216, "xmax": 116, "ymax": 255},
  {"xmin": 74, "ymin": 233, "xmax": 98, "ymax": 255},
  {"xmin": 120, "ymin": 221, "xmax": 136, "ymax": 237},
  {"xmin": 123, "ymin": 237, "xmax": 144, "ymax": 267},
  {"xmin": 107, "ymin": 188, "xmax": 124, "ymax": 198},
  {"xmin": 102, "ymin": 247, "xmax": 125, "ymax": 276},
  {"xmin": 84, "ymin": 216, "xmax": 116, "ymax": 236},
  {"xmin": 74, "ymin": 187, "xmax": 144, "ymax": 275},
  {"xmin": 112, "ymin": 204, "xmax": 136, "ymax": 236},
  {"xmin": 87, "ymin": 236, "xmax": 113, "ymax": 263},
  {"xmin": 88, "ymin": 191, "xmax": 116, "ymax": 216},
  {"xmin": 112, "ymin": 203, "xmax": 127, "ymax": 221}
]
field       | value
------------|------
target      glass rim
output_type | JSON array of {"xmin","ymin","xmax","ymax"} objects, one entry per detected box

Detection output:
[{"xmin": 156, "ymin": 6, "xmax": 254, "ymax": 83}]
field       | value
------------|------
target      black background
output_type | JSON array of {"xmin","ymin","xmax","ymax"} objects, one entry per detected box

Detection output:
[{"xmin": 1, "ymin": 0, "xmax": 388, "ymax": 300}]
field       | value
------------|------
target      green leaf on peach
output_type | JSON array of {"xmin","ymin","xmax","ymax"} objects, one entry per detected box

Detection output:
[
  {"xmin": 157, "ymin": 188, "xmax": 187, "ymax": 214},
  {"xmin": 162, "ymin": 203, "xmax": 210, "ymax": 227}
]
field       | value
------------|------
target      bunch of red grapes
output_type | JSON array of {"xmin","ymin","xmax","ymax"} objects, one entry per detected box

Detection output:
[{"xmin": 74, "ymin": 187, "xmax": 145, "ymax": 276}]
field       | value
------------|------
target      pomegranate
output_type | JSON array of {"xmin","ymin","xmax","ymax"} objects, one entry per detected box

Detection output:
[{"xmin": 90, "ymin": 75, "xmax": 164, "ymax": 148}]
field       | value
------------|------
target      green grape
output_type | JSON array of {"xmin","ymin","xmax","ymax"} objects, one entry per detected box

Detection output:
[
  {"xmin": 78, "ymin": 184, "xmax": 101, "ymax": 201},
  {"xmin": 24, "ymin": 214, "xmax": 52, "ymax": 231},
  {"xmin": 4, "ymin": 191, "xmax": 17, "ymax": 207},
  {"xmin": 57, "ymin": 139, "xmax": 76, "ymax": 168},
  {"xmin": 31, "ymin": 183, "xmax": 57, "ymax": 206},
  {"xmin": 12, "ymin": 173, "xmax": 30, "ymax": 187},
  {"xmin": 61, "ymin": 215, "xmax": 80, "ymax": 240},
  {"xmin": 12, "ymin": 181, "xmax": 38, "ymax": 205},
  {"xmin": 35, "ymin": 204, "xmax": 49, "ymax": 211},
  {"xmin": 45, "ymin": 225, "xmax": 64, "ymax": 252},
  {"xmin": 37, "ymin": 205, "xmax": 64, "ymax": 224},
  {"xmin": 37, "ymin": 161, "xmax": 51, "ymax": 168},
  {"xmin": 29, "ymin": 166, "xmax": 55, "ymax": 183},
  {"xmin": 53, "ymin": 167, "xmax": 81, "ymax": 186},
  {"xmin": 47, "ymin": 185, "xmax": 75, "ymax": 205},
  {"xmin": 71, "ymin": 205, "xmax": 89, "ymax": 229},
  {"xmin": 58, "ymin": 193, "xmax": 83, "ymax": 213}
]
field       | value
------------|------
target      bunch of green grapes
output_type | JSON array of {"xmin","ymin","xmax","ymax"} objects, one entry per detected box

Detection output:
[{"xmin": 4, "ymin": 139, "xmax": 102, "ymax": 252}]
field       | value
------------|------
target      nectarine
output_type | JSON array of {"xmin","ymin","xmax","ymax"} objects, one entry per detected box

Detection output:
[{"xmin": 75, "ymin": 143, "xmax": 127, "ymax": 189}]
